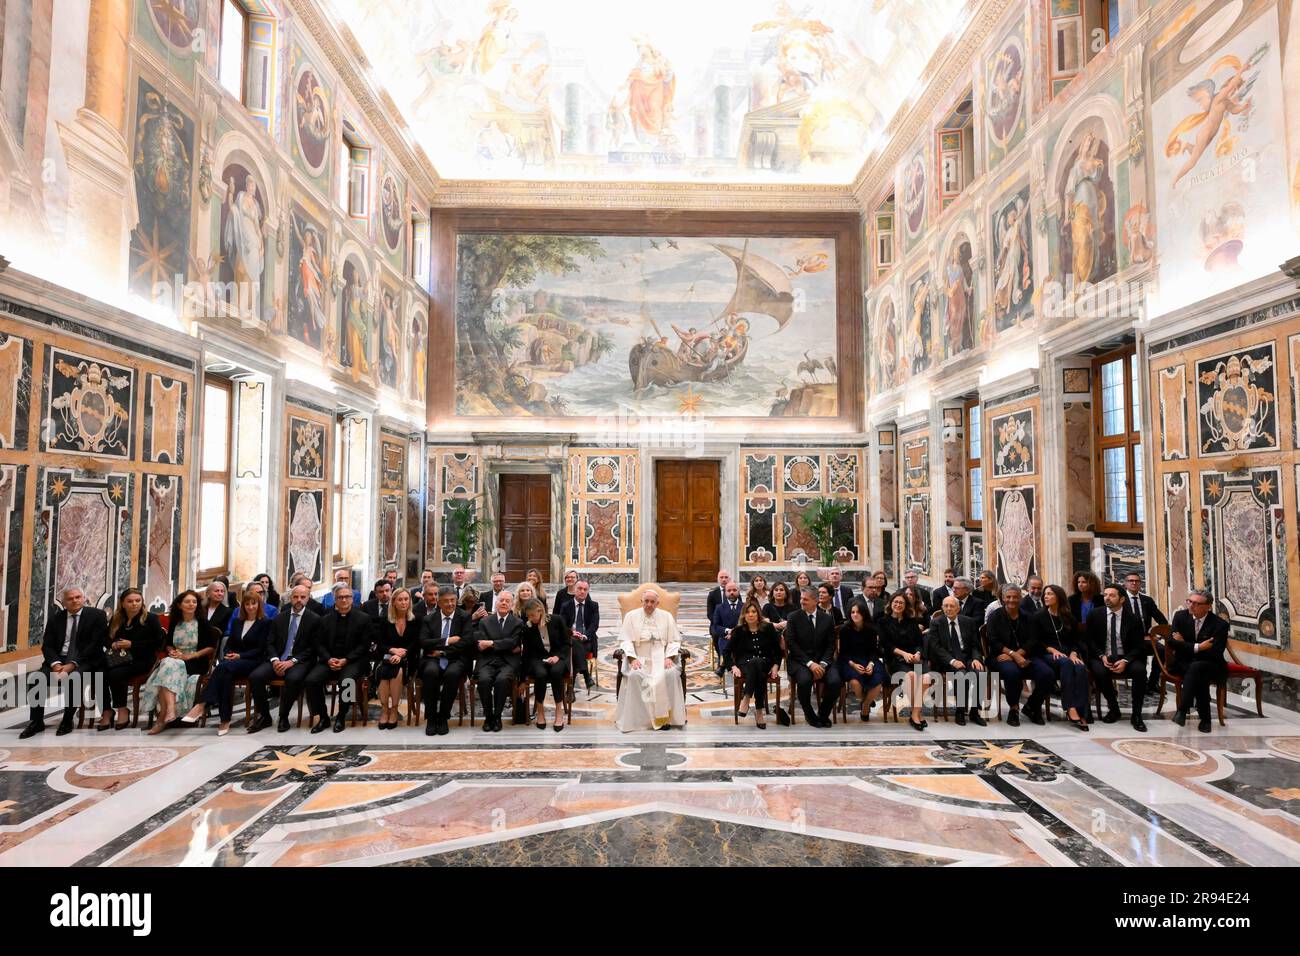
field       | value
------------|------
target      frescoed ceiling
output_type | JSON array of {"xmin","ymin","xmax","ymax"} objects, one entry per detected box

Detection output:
[{"xmin": 329, "ymin": 0, "xmax": 968, "ymax": 184}]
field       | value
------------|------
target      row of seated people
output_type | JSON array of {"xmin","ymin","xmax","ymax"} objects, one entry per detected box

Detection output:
[
  {"xmin": 19, "ymin": 573, "xmax": 602, "ymax": 739},
  {"xmin": 712, "ymin": 577, "xmax": 1230, "ymax": 734}
]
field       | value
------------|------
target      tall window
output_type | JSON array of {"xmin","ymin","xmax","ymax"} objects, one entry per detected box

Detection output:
[
  {"xmin": 1092, "ymin": 344, "xmax": 1143, "ymax": 531},
  {"xmin": 965, "ymin": 398, "xmax": 983, "ymax": 528},
  {"xmin": 218, "ymin": 0, "xmax": 249, "ymax": 102},
  {"xmin": 1048, "ymin": 0, "xmax": 1120, "ymax": 97},
  {"xmin": 339, "ymin": 122, "xmax": 370, "ymax": 218},
  {"xmin": 874, "ymin": 192, "xmax": 895, "ymax": 279},
  {"xmin": 937, "ymin": 93, "xmax": 975, "ymax": 210},
  {"xmin": 411, "ymin": 215, "xmax": 430, "ymax": 289},
  {"xmin": 331, "ymin": 419, "xmax": 343, "ymax": 563},
  {"xmin": 198, "ymin": 379, "xmax": 233, "ymax": 578}
]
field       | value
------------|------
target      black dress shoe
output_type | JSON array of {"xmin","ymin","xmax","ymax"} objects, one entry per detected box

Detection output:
[
  {"xmin": 1131, "ymin": 717, "xmax": 1148, "ymax": 733},
  {"xmin": 56, "ymin": 720, "xmax": 75, "ymax": 736},
  {"xmin": 332, "ymin": 715, "xmax": 346, "ymax": 733},
  {"xmin": 310, "ymin": 717, "xmax": 330, "ymax": 734},
  {"xmin": 277, "ymin": 716, "xmax": 291, "ymax": 733},
  {"xmin": 1023, "ymin": 706, "xmax": 1045, "ymax": 726},
  {"xmin": 1101, "ymin": 709, "xmax": 1120, "ymax": 724},
  {"xmin": 954, "ymin": 712, "xmax": 967, "ymax": 726},
  {"xmin": 583, "ymin": 674, "xmax": 594, "ymax": 690},
  {"xmin": 1007, "ymin": 710, "xmax": 1020, "ymax": 727},
  {"xmin": 1198, "ymin": 718, "xmax": 1212, "ymax": 733},
  {"xmin": 1172, "ymin": 709, "xmax": 1188, "ymax": 727},
  {"xmin": 969, "ymin": 710, "xmax": 987, "ymax": 727},
  {"xmin": 437, "ymin": 720, "xmax": 450, "ymax": 736},
  {"xmin": 425, "ymin": 721, "xmax": 437, "ymax": 736},
  {"xmin": 247, "ymin": 714, "xmax": 270, "ymax": 734},
  {"xmin": 18, "ymin": 721, "xmax": 45, "ymax": 739}
]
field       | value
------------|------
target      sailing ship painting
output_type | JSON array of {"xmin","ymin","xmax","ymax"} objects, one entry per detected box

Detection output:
[{"xmin": 453, "ymin": 233, "xmax": 838, "ymax": 418}]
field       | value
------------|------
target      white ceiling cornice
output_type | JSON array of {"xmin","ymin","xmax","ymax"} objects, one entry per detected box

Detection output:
[
  {"xmin": 850, "ymin": 0, "xmax": 1012, "ymax": 208},
  {"xmin": 430, "ymin": 179, "xmax": 862, "ymax": 212}
]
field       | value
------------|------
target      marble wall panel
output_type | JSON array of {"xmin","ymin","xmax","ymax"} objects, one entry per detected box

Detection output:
[
  {"xmin": 1162, "ymin": 472, "xmax": 1193, "ymax": 614},
  {"xmin": 285, "ymin": 488, "xmax": 324, "ymax": 583},
  {"xmin": 993, "ymin": 486, "xmax": 1035, "ymax": 586},
  {"xmin": 1195, "ymin": 344, "xmax": 1279, "ymax": 457},
  {"xmin": 0, "ymin": 331, "xmax": 32, "ymax": 450},
  {"xmin": 1, "ymin": 464, "xmax": 26, "ymax": 652},
  {"xmin": 139, "ymin": 474, "xmax": 182, "ymax": 614},
  {"xmin": 903, "ymin": 493, "xmax": 931, "ymax": 574},
  {"xmin": 143, "ymin": 374, "xmax": 186, "ymax": 465},
  {"xmin": 235, "ymin": 381, "xmax": 265, "ymax": 478},
  {"xmin": 990, "ymin": 407, "xmax": 1035, "ymax": 478},
  {"xmin": 1158, "ymin": 366, "xmax": 1188, "ymax": 461},
  {"xmin": 1201, "ymin": 466, "xmax": 1284, "ymax": 646},
  {"xmin": 42, "ymin": 348, "xmax": 134, "ymax": 459},
  {"xmin": 1064, "ymin": 402, "xmax": 1093, "ymax": 530}
]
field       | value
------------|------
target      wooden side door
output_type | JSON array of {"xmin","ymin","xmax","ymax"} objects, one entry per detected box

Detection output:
[
  {"xmin": 498, "ymin": 474, "xmax": 551, "ymax": 582},
  {"xmin": 655, "ymin": 460, "xmax": 719, "ymax": 582}
]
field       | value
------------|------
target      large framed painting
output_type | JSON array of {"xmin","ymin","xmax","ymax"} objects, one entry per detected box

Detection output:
[{"xmin": 429, "ymin": 210, "xmax": 863, "ymax": 431}]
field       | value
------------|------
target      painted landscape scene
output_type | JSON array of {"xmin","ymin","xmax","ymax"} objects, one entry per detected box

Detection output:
[{"xmin": 454, "ymin": 233, "xmax": 839, "ymax": 418}]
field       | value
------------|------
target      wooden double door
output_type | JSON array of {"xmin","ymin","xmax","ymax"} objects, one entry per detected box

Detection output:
[
  {"xmin": 655, "ymin": 460, "xmax": 720, "ymax": 582},
  {"xmin": 498, "ymin": 473, "xmax": 551, "ymax": 582}
]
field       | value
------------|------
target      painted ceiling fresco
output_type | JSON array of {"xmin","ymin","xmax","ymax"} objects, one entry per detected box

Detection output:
[{"xmin": 330, "ymin": 0, "xmax": 965, "ymax": 183}]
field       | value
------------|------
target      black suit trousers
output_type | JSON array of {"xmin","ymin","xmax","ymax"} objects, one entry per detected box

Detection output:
[
  {"xmin": 304, "ymin": 661, "xmax": 367, "ymax": 719},
  {"xmin": 1087, "ymin": 657, "xmax": 1146, "ymax": 716},
  {"xmin": 789, "ymin": 661, "xmax": 841, "ymax": 722},
  {"xmin": 476, "ymin": 661, "xmax": 517, "ymax": 720},
  {"xmin": 249, "ymin": 660, "xmax": 312, "ymax": 718}
]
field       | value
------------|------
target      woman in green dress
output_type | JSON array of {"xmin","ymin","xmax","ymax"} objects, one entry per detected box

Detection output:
[{"xmin": 142, "ymin": 590, "xmax": 218, "ymax": 734}]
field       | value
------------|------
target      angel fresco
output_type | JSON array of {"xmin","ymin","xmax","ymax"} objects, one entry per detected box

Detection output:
[
  {"xmin": 992, "ymin": 192, "xmax": 1032, "ymax": 329},
  {"xmin": 1165, "ymin": 45, "xmax": 1268, "ymax": 190}
]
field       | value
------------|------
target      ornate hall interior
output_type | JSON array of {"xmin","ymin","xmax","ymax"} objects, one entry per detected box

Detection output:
[{"xmin": 1, "ymin": 0, "xmax": 1300, "ymax": 873}]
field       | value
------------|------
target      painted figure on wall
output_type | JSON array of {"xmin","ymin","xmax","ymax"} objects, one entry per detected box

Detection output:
[
  {"xmin": 902, "ymin": 152, "xmax": 927, "ymax": 240},
  {"xmin": 609, "ymin": 39, "xmax": 677, "ymax": 147},
  {"xmin": 287, "ymin": 206, "xmax": 328, "ymax": 350},
  {"xmin": 129, "ymin": 81, "xmax": 195, "ymax": 298},
  {"xmin": 380, "ymin": 174, "xmax": 404, "ymax": 253},
  {"xmin": 992, "ymin": 187, "xmax": 1033, "ymax": 330},
  {"xmin": 472, "ymin": 1, "xmax": 519, "ymax": 75},
  {"xmin": 293, "ymin": 63, "xmax": 331, "ymax": 177},
  {"xmin": 907, "ymin": 273, "xmax": 932, "ymax": 376},
  {"xmin": 1165, "ymin": 46, "xmax": 1267, "ymax": 190},
  {"xmin": 1058, "ymin": 130, "xmax": 1116, "ymax": 285},
  {"xmin": 751, "ymin": 6, "xmax": 844, "ymax": 104},
  {"xmin": 338, "ymin": 259, "xmax": 373, "ymax": 383},
  {"xmin": 410, "ymin": 310, "xmax": 427, "ymax": 403},
  {"xmin": 985, "ymin": 31, "xmax": 1025, "ymax": 154},
  {"xmin": 878, "ymin": 297, "xmax": 898, "ymax": 392},
  {"xmin": 219, "ymin": 163, "xmax": 266, "ymax": 321},
  {"xmin": 378, "ymin": 286, "xmax": 400, "ymax": 389},
  {"xmin": 943, "ymin": 236, "xmax": 975, "ymax": 356}
]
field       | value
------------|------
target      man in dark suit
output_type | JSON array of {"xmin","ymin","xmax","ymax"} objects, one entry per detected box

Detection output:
[
  {"xmin": 1122, "ymin": 572, "xmax": 1168, "ymax": 694},
  {"xmin": 927, "ymin": 595, "xmax": 987, "ymax": 726},
  {"xmin": 559, "ymin": 579, "xmax": 599, "ymax": 690},
  {"xmin": 249, "ymin": 582, "xmax": 320, "ymax": 732},
  {"xmin": 1167, "ymin": 589, "xmax": 1229, "ymax": 733},
  {"xmin": 304, "ymin": 584, "xmax": 375, "ymax": 733},
  {"xmin": 901, "ymin": 569, "xmax": 932, "ymax": 609},
  {"xmin": 824, "ymin": 567, "xmax": 854, "ymax": 618},
  {"xmin": 413, "ymin": 582, "xmax": 438, "ymax": 621},
  {"xmin": 446, "ymin": 565, "xmax": 472, "ymax": 606},
  {"xmin": 1021, "ymin": 575, "xmax": 1045, "ymax": 615},
  {"xmin": 21, "ymin": 587, "xmax": 109, "ymax": 738},
  {"xmin": 860, "ymin": 578, "xmax": 887, "ymax": 621},
  {"xmin": 928, "ymin": 568, "xmax": 957, "ymax": 610},
  {"xmin": 705, "ymin": 569, "xmax": 731, "ymax": 625},
  {"xmin": 710, "ymin": 580, "xmax": 744, "ymax": 677},
  {"xmin": 420, "ymin": 587, "xmax": 474, "ymax": 735},
  {"xmin": 949, "ymin": 578, "xmax": 984, "ymax": 622},
  {"xmin": 1084, "ymin": 584, "xmax": 1148, "ymax": 730},
  {"xmin": 475, "ymin": 591, "xmax": 524, "ymax": 732},
  {"xmin": 783, "ymin": 587, "xmax": 841, "ymax": 727},
  {"xmin": 986, "ymin": 585, "xmax": 1050, "ymax": 727},
  {"xmin": 361, "ymin": 579, "xmax": 392, "ymax": 622}
]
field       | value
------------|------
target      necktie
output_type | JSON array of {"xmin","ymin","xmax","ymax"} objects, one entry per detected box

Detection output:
[
  {"xmin": 1194, "ymin": 616, "xmax": 1203, "ymax": 639},
  {"xmin": 1109, "ymin": 612, "xmax": 1119, "ymax": 656},
  {"xmin": 285, "ymin": 612, "xmax": 300, "ymax": 658},
  {"xmin": 440, "ymin": 616, "xmax": 451, "ymax": 670},
  {"xmin": 576, "ymin": 603, "xmax": 584, "ymax": 632},
  {"xmin": 65, "ymin": 612, "xmax": 79, "ymax": 656},
  {"xmin": 950, "ymin": 620, "xmax": 958, "ymax": 651},
  {"xmin": 1130, "ymin": 594, "xmax": 1140, "ymax": 619},
  {"xmin": 834, "ymin": 589, "xmax": 842, "ymax": 611}
]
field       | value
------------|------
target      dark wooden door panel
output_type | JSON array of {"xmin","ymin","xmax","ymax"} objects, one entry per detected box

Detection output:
[
  {"xmin": 655, "ymin": 460, "xmax": 719, "ymax": 582},
  {"xmin": 499, "ymin": 474, "xmax": 551, "ymax": 582}
]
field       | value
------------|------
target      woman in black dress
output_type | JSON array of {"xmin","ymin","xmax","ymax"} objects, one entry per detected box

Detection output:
[
  {"xmin": 762, "ymin": 581, "xmax": 797, "ymax": 634},
  {"xmin": 521, "ymin": 598, "xmax": 570, "ymax": 731},
  {"xmin": 729, "ymin": 601, "xmax": 780, "ymax": 729},
  {"xmin": 879, "ymin": 591, "xmax": 930, "ymax": 731},
  {"xmin": 1035, "ymin": 584, "xmax": 1090, "ymax": 730},
  {"xmin": 375, "ymin": 587, "xmax": 417, "ymax": 729},
  {"xmin": 99, "ymin": 587, "xmax": 163, "ymax": 730},
  {"xmin": 838, "ymin": 599, "xmax": 886, "ymax": 721}
]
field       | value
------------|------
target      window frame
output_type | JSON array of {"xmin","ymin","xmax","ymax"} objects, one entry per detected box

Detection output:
[
  {"xmin": 1091, "ymin": 344, "xmax": 1143, "ymax": 533},
  {"xmin": 197, "ymin": 377, "xmax": 234, "ymax": 580},
  {"xmin": 218, "ymin": 0, "xmax": 250, "ymax": 104},
  {"xmin": 964, "ymin": 397, "xmax": 983, "ymax": 530}
]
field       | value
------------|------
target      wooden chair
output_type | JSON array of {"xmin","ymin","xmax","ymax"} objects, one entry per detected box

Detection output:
[
  {"xmin": 1226, "ymin": 643, "xmax": 1264, "ymax": 717},
  {"xmin": 1150, "ymin": 624, "xmax": 1227, "ymax": 726},
  {"xmin": 406, "ymin": 673, "xmax": 471, "ymax": 726},
  {"xmin": 784, "ymin": 641, "xmax": 839, "ymax": 726}
]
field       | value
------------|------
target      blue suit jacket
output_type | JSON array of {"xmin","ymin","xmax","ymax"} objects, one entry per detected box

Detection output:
[{"xmin": 710, "ymin": 600, "xmax": 744, "ymax": 652}]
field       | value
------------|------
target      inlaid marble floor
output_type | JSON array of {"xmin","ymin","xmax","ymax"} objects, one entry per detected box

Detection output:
[{"xmin": 1, "ymin": 586, "xmax": 1297, "ymax": 867}]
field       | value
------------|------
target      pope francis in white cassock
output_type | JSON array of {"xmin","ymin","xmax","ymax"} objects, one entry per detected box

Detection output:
[{"xmin": 615, "ymin": 590, "xmax": 686, "ymax": 732}]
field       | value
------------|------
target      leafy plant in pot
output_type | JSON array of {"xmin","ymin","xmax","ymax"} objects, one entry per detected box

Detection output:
[
  {"xmin": 445, "ymin": 497, "xmax": 490, "ymax": 575},
  {"xmin": 799, "ymin": 498, "xmax": 855, "ymax": 567}
]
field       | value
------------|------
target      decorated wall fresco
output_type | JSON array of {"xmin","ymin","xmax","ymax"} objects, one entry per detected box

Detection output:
[
  {"xmin": 738, "ymin": 447, "xmax": 864, "ymax": 568},
  {"xmin": 0, "ymin": 301, "xmax": 195, "ymax": 656},
  {"xmin": 450, "ymin": 233, "xmax": 840, "ymax": 420}
]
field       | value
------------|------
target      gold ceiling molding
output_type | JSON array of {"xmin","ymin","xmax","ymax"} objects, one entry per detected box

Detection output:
[
  {"xmin": 850, "ymin": 0, "xmax": 1012, "ymax": 207},
  {"xmin": 288, "ymin": 0, "xmax": 441, "ymax": 199},
  {"xmin": 430, "ymin": 179, "xmax": 862, "ymax": 213}
]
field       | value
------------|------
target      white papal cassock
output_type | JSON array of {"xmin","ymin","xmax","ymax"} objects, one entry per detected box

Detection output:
[{"xmin": 614, "ymin": 606, "xmax": 686, "ymax": 732}]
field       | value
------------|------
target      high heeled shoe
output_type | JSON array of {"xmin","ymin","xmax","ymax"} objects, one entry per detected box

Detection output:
[{"xmin": 96, "ymin": 713, "xmax": 115, "ymax": 732}]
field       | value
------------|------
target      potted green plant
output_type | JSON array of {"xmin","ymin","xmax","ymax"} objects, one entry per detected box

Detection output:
[
  {"xmin": 799, "ymin": 498, "xmax": 855, "ymax": 567},
  {"xmin": 445, "ymin": 498, "xmax": 489, "ymax": 573}
]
